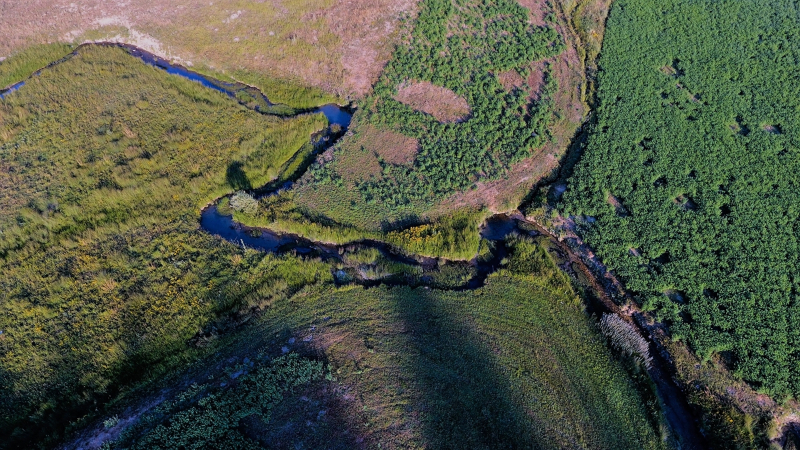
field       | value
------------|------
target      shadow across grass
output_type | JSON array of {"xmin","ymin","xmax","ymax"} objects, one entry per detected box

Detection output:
[
  {"xmin": 387, "ymin": 287, "xmax": 536, "ymax": 448},
  {"xmin": 227, "ymin": 161, "xmax": 253, "ymax": 191}
]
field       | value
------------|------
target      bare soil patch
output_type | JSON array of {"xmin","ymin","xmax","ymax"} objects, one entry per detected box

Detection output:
[
  {"xmin": 394, "ymin": 81, "xmax": 471, "ymax": 123},
  {"xmin": 337, "ymin": 145, "xmax": 384, "ymax": 183},
  {"xmin": 436, "ymin": 146, "xmax": 560, "ymax": 215},
  {"xmin": 607, "ymin": 194, "xmax": 630, "ymax": 216},
  {"xmin": 332, "ymin": 124, "xmax": 418, "ymax": 185},
  {"xmin": 326, "ymin": 0, "xmax": 419, "ymax": 97},
  {"xmin": 517, "ymin": 0, "xmax": 550, "ymax": 27},
  {"xmin": 0, "ymin": 0, "xmax": 420, "ymax": 99},
  {"xmin": 358, "ymin": 125, "xmax": 419, "ymax": 166},
  {"xmin": 527, "ymin": 61, "xmax": 547, "ymax": 101},
  {"xmin": 497, "ymin": 69, "xmax": 526, "ymax": 92}
]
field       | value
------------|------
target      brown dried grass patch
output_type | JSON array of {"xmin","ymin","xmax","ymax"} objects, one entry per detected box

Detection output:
[
  {"xmin": 527, "ymin": 61, "xmax": 546, "ymax": 101},
  {"xmin": 517, "ymin": 0, "xmax": 550, "ymax": 27},
  {"xmin": 336, "ymin": 145, "xmax": 383, "ymax": 184},
  {"xmin": 358, "ymin": 125, "xmax": 419, "ymax": 166},
  {"xmin": 394, "ymin": 80, "xmax": 471, "ymax": 123},
  {"xmin": 497, "ymin": 69, "xmax": 525, "ymax": 92},
  {"xmin": 607, "ymin": 194, "xmax": 630, "ymax": 215},
  {"xmin": 434, "ymin": 147, "xmax": 560, "ymax": 216},
  {"xmin": 0, "ymin": 0, "xmax": 420, "ymax": 99}
]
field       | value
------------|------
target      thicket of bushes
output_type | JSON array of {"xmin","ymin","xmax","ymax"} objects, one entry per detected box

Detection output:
[
  {"xmin": 562, "ymin": 0, "xmax": 800, "ymax": 396},
  {"xmin": 110, "ymin": 354, "xmax": 324, "ymax": 449}
]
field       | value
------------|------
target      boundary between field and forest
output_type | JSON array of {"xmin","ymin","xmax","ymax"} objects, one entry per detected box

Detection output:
[{"xmin": 2, "ymin": 1, "xmax": 702, "ymax": 447}]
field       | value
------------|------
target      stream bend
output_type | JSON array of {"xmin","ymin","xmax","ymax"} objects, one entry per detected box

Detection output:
[{"xmin": 2, "ymin": 43, "xmax": 707, "ymax": 446}]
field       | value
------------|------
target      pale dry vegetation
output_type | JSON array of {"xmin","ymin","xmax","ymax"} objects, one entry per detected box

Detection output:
[
  {"xmin": 394, "ymin": 80, "xmax": 471, "ymax": 123},
  {"xmin": 371, "ymin": 128, "xmax": 419, "ymax": 166},
  {"xmin": 0, "ymin": 0, "xmax": 419, "ymax": 99}
]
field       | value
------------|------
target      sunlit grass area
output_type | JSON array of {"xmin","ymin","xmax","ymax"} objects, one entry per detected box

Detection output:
[{"xmin": 0, "ymin": 44, "xmax": 329, "ymax": 447}]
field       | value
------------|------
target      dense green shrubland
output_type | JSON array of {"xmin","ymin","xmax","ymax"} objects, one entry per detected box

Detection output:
[
  {"xmin": 383, "ymin": 209, "xmax": 487, "ymax": 259},
  {"xmin": 295, "ymin": 0, "xmax": 563, "ymax": 225},
  {"xmin": 112, "ymin": 354, "xmax": 324, "ymax": 450},
  {"xmin": 562, "ymin": 0, "xmax": 800, "ymax": 396},
  {"xmin": 0, "ymin": 45, "xmax": 329, "ymax": 447}
]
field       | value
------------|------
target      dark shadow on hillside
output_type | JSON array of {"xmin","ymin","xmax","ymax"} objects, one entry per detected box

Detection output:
[
  {"xmin": 388, "ymin": 287, "xmax": 537, "ymax": 449},
  {"xmin": 227, "ymin": 161, "xmax": 252, "ymax": 190}
]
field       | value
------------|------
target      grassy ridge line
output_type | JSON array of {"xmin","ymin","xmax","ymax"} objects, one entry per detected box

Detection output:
[
  {"xmin": 0, "ymin": 43, "xmax": 76, "ymax": 91},
  {"xmin": 0, "ymin": 45, "xmax": 331, "ymax": 448},
  {"xmin": 0, "ymin": 41, "xmax": 339, "ymax": 111}
]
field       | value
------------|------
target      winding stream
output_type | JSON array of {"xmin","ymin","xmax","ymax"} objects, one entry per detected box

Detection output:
[
  {"xmin": 1, "ymin": 42, "xmax": 706, "ymax": 448},
  {"xmin": 0, "ymin": 81, "xmax": 23, "ymax": 99}
]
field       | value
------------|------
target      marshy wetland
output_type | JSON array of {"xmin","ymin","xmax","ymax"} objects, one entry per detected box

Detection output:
[
  {"xmin": 0, "ymin": 31, "xmax": 673, "ymax": 450},
  {"xmin": 4, "ymin": 0, "xmax": 799, "ymax": 448}
]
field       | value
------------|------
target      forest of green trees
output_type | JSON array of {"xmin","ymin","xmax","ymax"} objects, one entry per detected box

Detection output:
[{"xmin": 562, "ymin": 0, "xmax": 800, "ymax": 396}]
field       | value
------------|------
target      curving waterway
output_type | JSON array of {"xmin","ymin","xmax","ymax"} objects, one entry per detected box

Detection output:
[{"xmin": 1, "ymin": 43, "xmax": 706, "ymax": 446}]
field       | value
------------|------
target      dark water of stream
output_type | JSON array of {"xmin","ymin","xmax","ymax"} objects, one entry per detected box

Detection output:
[
  {"xmin": 123, "ymin": 44, "xmax": 353, "ymax": 126},
  {"xmin": 200, "ymin": 205, "xmax": 337, "ymax": 257},
  {"xmin": 200, "ymin": 195, "xmax": 524, "ymax": 290},
  {"xmin": 0, "ymin": 81, "xmax": 24, "ymax": 99},
  {"xmin": 1, "ymin": 43, "xmax": 353, "ymax": 128},
  {"xmin": 126, "ymin": 45, "xmax": 240, "ymax": 98}
]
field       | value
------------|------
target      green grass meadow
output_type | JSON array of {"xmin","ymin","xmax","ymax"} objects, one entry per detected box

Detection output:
[
  {"xmin": 106, "ymin": 236, "xmax": 669, "ymax": 450},
  {"xmin": 0, "ymin": 44, "xmax": 329, "ymax": 447}
]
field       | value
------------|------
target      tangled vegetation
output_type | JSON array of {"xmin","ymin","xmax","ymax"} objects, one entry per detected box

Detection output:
[
  {"xmin": 0, "ymin": 45, "xmax": 331, "ymax": 447},
  {"xmin": 562, "ymin": 0, "xmax": 800, "ymax": 396},
  {"xmin": 293, "ymin": 0, "xmax": 563, "ymax": 228},
  {"xmin": 113, "ymin": 354, "xmax": 324, "ymax": 450}
]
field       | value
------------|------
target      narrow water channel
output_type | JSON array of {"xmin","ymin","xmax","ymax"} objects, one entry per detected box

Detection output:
[
  {"xmin": 0, "ymin": 81, "xmax": 24, "ymax": 99},
  {"xmin": 127, "ymin": 42, "xmax": 711, "ymax": 449},
  {"xmin": 2, "ymin": 43, "xmax": 707, "ymax": 446}
]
